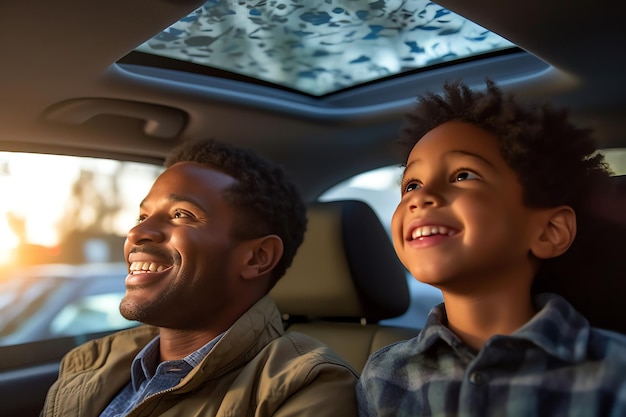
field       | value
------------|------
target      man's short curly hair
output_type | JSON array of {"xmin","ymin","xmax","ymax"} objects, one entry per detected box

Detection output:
[
  {"xmin": 397, "ymin": 79, "xmax": 612, "ymax": 214},
  {"xmin": 165, "ymin": 139, "xmax": 307, "ymax": 288}
]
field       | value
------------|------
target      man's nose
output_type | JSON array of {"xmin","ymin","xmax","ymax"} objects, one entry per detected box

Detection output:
[{"xmin": 126, "ymin": 216, "xmax": 166, "ymax": 245}]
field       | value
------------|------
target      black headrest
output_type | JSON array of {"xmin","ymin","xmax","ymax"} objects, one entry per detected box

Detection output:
[{"xmin": 270, "ymin": 200, "xmax": 410, "ymax": 322}]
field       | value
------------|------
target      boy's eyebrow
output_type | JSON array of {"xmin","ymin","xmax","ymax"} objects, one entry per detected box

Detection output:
[
  {"xmin": 449, "ymin": 150, "xmax": 497, "ymax": 168},
  {"xmin": 404, "ymin": 149, "xmax": 497, "ymax": 172}
]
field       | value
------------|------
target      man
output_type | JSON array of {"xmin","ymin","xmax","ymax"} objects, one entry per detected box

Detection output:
[{"xmin": 42, "ymin": 139, "xmax": 358, "ymax": 417}]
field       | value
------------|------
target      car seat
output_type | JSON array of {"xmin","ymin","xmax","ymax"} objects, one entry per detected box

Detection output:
[{"xmin": 270, "ymin": 199, "xmax": 418, "ymax": 373}]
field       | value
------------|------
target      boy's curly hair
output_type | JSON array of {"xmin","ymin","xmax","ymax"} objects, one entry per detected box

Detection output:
[
  {"xmin": 397, "ymin": 79, "xmax": 612, "ymax": 213},
  {"xmin": 165, "ymin": 139, "xmax": 307, "ymax": 288},
  {"xmin": 397, "ymin": 79, "xmax": 615, "ymax": 299}
]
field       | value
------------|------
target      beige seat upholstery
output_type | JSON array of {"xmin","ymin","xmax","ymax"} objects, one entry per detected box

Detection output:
[{"xmin": 270, "ymin": 200, "xmax": 418, "ymax": 372}]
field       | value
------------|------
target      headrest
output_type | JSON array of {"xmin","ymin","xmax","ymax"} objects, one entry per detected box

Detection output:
[{"xmin": 270, "ymin": 200, "xmax": 410, "ymax": 322}]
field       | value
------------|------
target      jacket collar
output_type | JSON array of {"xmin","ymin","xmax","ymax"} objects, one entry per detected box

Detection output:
[{"xmin": 173, "ymin": 295, "xmax": 284, "ymax": 391}]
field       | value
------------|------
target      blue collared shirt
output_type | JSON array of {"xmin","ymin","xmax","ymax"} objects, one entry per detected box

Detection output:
[
  {"xmin": 100, "ymin": 332, "xmax": 224, "ymax": 417},
  {"xmin": 357, "ymin": 293, "xmax": 626, "ymax": 417}
]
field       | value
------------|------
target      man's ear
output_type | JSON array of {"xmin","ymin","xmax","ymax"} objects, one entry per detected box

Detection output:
[
  {"xmin": 240, "ymin": 235, "xmax": 284, "ymax": 280},
  {"xmin": 530, "ymin": 206, "xmax": 576, "ymax": 259}
]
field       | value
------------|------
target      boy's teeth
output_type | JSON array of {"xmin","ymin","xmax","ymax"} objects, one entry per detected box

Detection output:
[{"xmin": 411, "ymin": 226, "xmax": 454, "ymax": 240}]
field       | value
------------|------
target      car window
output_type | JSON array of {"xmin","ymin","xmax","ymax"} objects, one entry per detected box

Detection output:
[
  {"xmin": 0, "ymin": 151, "xmax": 163, "ymax": 347},
  {"xmin": 603, "ymin": 148, "xmax": 626, "ymax": 174}
]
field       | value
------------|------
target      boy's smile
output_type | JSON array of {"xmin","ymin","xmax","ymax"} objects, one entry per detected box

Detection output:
[
  {"xmin": 404, "ymin": 219, "xmax": 460, "ymax": 249},
  {"xmin": 392, "ymin": 121, "xmax": 541, "ymax": 292}
]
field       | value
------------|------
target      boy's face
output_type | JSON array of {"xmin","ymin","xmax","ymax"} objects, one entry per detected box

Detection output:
[{"xmin": 392, "ymin": 121, "xmax": 542, "ymax": 292}]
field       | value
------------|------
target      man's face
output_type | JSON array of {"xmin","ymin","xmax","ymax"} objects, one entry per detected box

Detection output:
[
  {"xmin": 121, "ymin": 162, "xmax": 248, "ymax": 329},
  {"xmin": 392, "ymin": 121, "xmax": 541, "ymax": 293}
]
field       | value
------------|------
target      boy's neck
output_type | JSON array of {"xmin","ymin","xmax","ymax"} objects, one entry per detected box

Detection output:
[{"xmin": 441, "ymin": 280, "xmax": 535, "ymax": 351}]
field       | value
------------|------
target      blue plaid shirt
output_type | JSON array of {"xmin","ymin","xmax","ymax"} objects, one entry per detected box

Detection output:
[
  {"xmin": 357, "ymin": 293, "xmax": 626, "ymax": 417},
  {"xmin": 100, "ymin": 333, "xmax": 224, "ymax": 417}
]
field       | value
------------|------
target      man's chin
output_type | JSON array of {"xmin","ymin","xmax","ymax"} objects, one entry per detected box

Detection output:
[{"xmin": 119, "ymin": 298, "xmax": 149, "ymax": 323}]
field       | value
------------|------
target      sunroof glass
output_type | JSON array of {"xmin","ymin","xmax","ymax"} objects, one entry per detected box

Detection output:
[{"xmin": 130, "ymin": 0, "xmax": 515, "ymax": 96}]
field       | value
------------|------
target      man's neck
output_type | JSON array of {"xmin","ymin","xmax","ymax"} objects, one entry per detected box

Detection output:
[{"xmin": 157, "ymin": 328, "xmax": 224, "ymax": 361}]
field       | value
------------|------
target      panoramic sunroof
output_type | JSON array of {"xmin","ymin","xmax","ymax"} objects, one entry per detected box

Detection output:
[{"xmin": 127, "ymin": 0, "xmax": 515, "ymax": 96}]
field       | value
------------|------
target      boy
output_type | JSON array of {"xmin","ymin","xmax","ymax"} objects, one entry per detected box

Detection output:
[{"xmin": 356, "ymin": 80, "xmax": 626, "ymax": 416}]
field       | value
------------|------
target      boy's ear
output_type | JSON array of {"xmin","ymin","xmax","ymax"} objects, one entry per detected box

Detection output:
[
  {"xmin": 530, "ymin": 206, "xmax": 576, "ymax": 259},
  {"xmin": 240, "ymin": 235, "xmax": 284, "ymax": 280}
]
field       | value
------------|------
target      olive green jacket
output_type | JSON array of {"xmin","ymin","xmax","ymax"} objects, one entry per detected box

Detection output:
[{"xmin": 41, "ymin": 295, "xmax": 358, "ymax": 417}]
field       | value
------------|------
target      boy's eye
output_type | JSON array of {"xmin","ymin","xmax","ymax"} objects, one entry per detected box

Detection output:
[
  {"xmin": 402, "ymin": 180, "xmax": 422, "ymax": 194},
  {"xmin": 452, "ymin": 170, "xmax": 480, "ymax": 182}
]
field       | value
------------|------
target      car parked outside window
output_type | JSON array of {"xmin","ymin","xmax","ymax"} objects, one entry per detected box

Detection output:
[{"xmin": 0, "ymin": 263, "xmax": 139, "ymax": 346}]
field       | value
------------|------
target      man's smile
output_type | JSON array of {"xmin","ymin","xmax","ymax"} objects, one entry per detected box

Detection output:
[{"xmin": 129, "ymin": 261, "xmax": 170, "ymax": 274}]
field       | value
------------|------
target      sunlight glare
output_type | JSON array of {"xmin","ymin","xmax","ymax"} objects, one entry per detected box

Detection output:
[{"xmin": 8, "ymin": 153, "xmax": 80, "ymax": 246}]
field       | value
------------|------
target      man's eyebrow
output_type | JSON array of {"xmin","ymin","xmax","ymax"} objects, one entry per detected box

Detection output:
[
  {"xmin": 139, "ymin": 194, "xmax": 207, "ymax": 212},
  {"xmin": 168, "ymin": 194, "xmax": 207, "ymax": 210}
]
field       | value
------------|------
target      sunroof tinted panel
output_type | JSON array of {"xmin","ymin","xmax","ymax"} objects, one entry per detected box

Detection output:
[{"xmin": 133, "ymin": 0, "xmax": 514, "ymax": 96}]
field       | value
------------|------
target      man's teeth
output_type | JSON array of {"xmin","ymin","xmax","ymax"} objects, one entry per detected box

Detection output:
[
  {"xmin": 411, "ymin": 226, "xmax": 455, "ymax": 240},
  {"xmin": 129, "ymin": 261, "xmax": 166, "ymax": 274}
]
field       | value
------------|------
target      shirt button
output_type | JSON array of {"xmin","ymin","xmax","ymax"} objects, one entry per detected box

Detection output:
[
  {"xmin": 469, "ymin": 371, "xmax": 485, "ymax": 385},
  {"xmin": 504, "ymin": 340, "xmax": 518, "ymax": 349}
]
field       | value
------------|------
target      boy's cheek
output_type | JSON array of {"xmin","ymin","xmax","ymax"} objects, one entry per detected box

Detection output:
[{"xmin": 390, "ymin": 214, "xmax": 405, "ymax": 247}]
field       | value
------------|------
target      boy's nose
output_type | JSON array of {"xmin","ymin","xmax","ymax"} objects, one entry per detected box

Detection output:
[{"xmin": 408, "ymin": 185, "xmax": 444, "ymax": 210}]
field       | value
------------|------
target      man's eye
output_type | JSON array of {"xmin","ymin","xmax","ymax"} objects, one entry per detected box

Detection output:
[
  {"xmin": 453, "ymin": 170, "xmax": 480, "ymax": 182},
  {"xmin": 173, "ymin": 210, "xmax": 191, "ymax": 219}
]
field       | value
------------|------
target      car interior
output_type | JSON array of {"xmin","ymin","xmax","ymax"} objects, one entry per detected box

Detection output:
[{"xmin": 1, "ymin": 0, "xmax": 625, "ymax": 416}]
